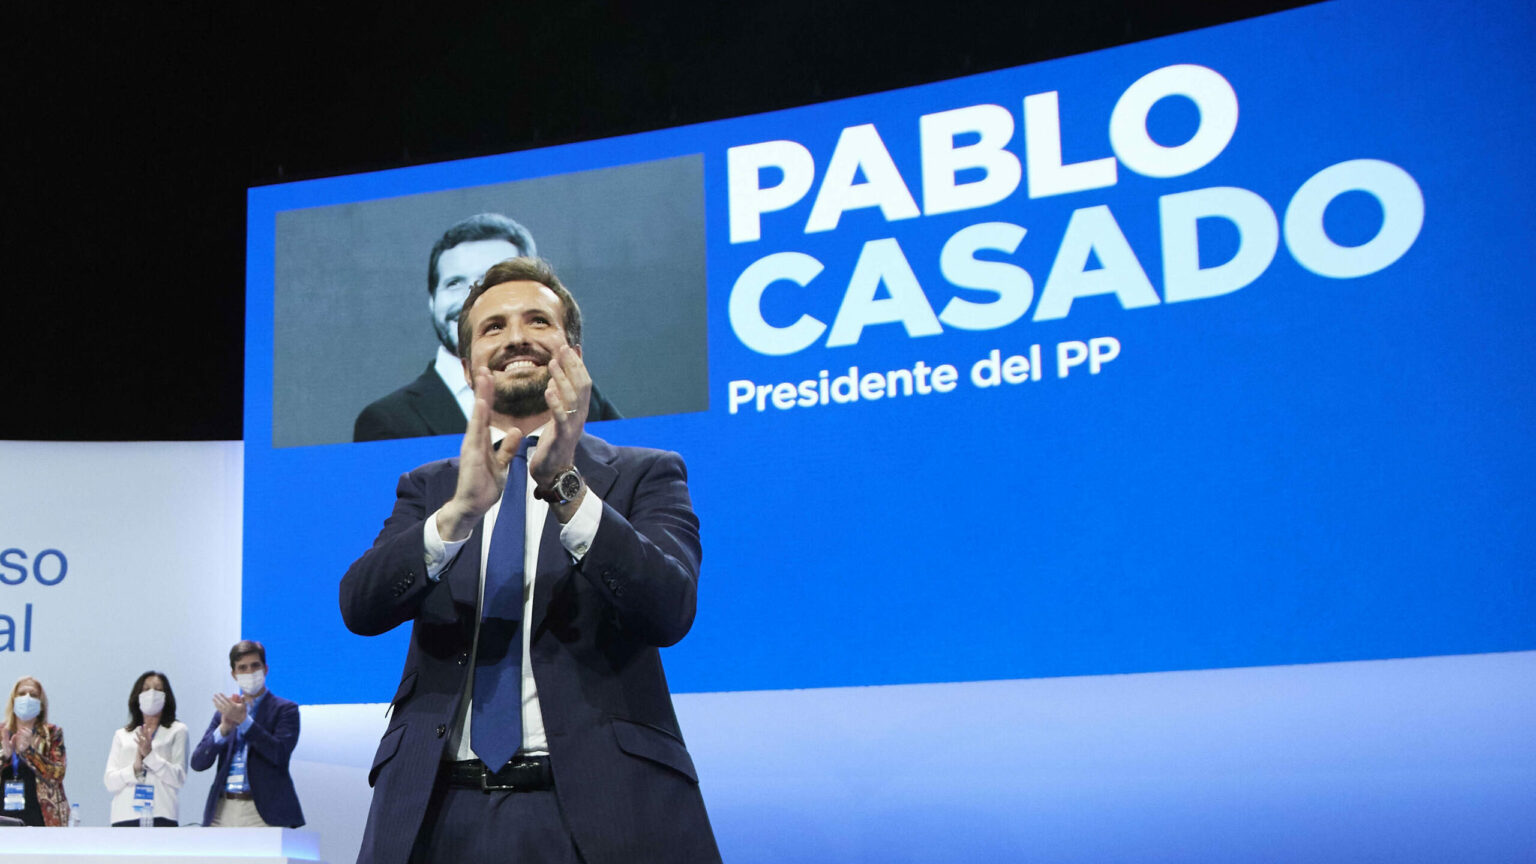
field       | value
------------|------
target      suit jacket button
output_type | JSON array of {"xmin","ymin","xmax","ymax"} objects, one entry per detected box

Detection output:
[
  {"xmin": 457, "ymin": 653, "xmax": 468, "ymax": 665},
  {"xmin": 436, "ymin": 724, "xmax": 447, "ymax": 738}
]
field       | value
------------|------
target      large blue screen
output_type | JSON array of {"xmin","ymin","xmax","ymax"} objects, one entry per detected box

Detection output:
[{"xmin": 245, "ymin": 0, "xmax": 1535, "ymax": 706}]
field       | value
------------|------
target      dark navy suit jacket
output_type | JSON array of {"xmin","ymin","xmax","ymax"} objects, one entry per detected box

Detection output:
[
  {"xmin": 190, "ymin": 692, "xmax": 305, "ymax": 827},
  {"xmin": 340, "ymin": 434, "xmax": 719, "ymax": 864}
]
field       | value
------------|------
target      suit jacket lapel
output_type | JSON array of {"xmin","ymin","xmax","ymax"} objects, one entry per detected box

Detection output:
[
  {"xmin": 254, "ymin": 692, "xmax": 274, "ymax": 727},
  {"xmin": 531, "ymin": 436, "xmax": 617, "ymax": 633},
  {"xmin": 408, "ymin": 365, "xmax": 470, "ymax": 435}
]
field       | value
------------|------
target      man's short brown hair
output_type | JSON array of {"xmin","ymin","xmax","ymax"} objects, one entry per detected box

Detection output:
[
  {"xmin": 229, "ymin": 639, "xmax": 267, "ymax": 669},
  {"xmin": 455, "ymin": 257, "xmax": 583, "ymax": 359}
]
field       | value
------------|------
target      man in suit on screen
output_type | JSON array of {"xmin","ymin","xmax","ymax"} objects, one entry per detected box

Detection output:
[
  {"xmin": 190, "ymin": 640, "xmax": 305, "ymax": 828},
  {"xmin": 341, "ymin": 256, "xmax": 719, "ymax": 863},
  {"xmin": 353, "ymin": 213, "xmax": 621, "ymax": 442}
]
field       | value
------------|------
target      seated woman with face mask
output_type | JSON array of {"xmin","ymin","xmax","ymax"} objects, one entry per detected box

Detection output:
[
  {"xmin": 103, "ymin": 671, "xmax": 188, "ymax": 827},
  {"xmin": 2, "ymin": 676, "xmax": 69, "ymax": 827}
]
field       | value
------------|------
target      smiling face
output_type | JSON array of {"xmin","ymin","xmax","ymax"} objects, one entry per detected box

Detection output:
[
  {"xmin": 430, "ymin": 238, "xmax": 525, "ymax": 353},
  {"xmin": 461, "ymin": 279, "xmax": 580, "ymax": 420}
]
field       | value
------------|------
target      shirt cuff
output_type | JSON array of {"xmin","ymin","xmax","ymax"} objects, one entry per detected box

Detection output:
[
  {"xmin": 212, "ymin": 728, "xmax": 228, "ymax": 745},
  {"xmin": 424, "ymin": 509, "xmax": 471, "ymax": 582},
  {"xmin": 559, "ymin": 490, "xmax": 603, "ymax": 561},
  {"xmin": 143, "ymin": 752, "xmax": 164, "ymax": 773},
  {"xmin": 237, "ymin": 715, "xmax": 254, "ymax": 736}
]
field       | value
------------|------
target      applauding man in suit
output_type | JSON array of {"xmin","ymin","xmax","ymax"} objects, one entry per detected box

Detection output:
[
  {"xmin": 190, "ymin": 640, "xmax": 304, "ymax": 828},
  {"xmin": 342, "ymin": 257, "xmax": 718, "ymax": 864}
]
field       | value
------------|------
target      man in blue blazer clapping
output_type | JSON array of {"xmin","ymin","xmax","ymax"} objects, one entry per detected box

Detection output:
[{"xmin": 190, "ymin": 640, "xmax": 304, "ymax": 828}]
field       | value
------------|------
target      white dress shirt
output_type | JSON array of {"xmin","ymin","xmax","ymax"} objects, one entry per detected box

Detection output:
[{"xmin": 422, "ymin": 425, "xmax": 602, "ymax": 762}]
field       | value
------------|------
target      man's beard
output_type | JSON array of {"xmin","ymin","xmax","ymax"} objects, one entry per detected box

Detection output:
[
  {"xmin": 492, "ymin": 369, "xmax": 550, "ymax": 417},
  {"xmin": 433, "ymin": 313, "xmax": 459, "ymax": 354}
]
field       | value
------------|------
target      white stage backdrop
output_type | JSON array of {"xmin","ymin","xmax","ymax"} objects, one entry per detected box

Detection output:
[{"xmin": 1, "ymin": 440, "xmax": 244, "ymax": 828}]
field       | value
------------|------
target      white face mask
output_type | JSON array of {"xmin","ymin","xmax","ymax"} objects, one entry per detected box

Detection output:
[
  {"xmin": 235, "ymin": 671, "xmax": 265, "ymax": 696},
  {"xmin": 12, "ymin": 695, "xmax": 41, "ymax": 721},
  {"xmin": 139, "ymin": 689, "xmax": 166, "ymax": 717}
]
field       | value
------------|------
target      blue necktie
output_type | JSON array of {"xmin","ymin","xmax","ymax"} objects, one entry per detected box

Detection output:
[{"xmin": 472, "ymin": 436, "xmax": 532, "ymax": 772}]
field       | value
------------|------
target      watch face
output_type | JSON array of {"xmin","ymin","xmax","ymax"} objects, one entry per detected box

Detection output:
[{"xmin": 556, "ymin": 471, "xmax": 583, "ymax": 502}]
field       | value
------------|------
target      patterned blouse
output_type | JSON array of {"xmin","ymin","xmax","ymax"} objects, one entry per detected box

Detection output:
[{"xmin": 14, "ymin": 723, "xmax": 69, "ymax": 826}]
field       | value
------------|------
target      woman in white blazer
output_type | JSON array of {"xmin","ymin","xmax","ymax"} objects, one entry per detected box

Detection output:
[{"xmin": 103, "ymin": 671, "xmax": 188, "ymax": 826}]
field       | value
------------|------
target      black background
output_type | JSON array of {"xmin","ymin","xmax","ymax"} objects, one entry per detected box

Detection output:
[{"xmin": 4, "ymin": 1, "xmax": 1308, "ymax": 441}]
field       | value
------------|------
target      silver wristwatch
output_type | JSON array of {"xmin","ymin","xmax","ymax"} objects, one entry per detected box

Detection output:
[{"xmin": 535, "ymin": 466, "xmax": 584, "ymax": 506}]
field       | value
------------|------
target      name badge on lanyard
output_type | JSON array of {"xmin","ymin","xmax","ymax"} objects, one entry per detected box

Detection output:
[
  {"xmin": 3, "ymin": 781, "xmax": 23, "ymax": 811},
  {"xmin": 134, "ymin": 783, "xmax": 155, "ymax": 806},
  {"xmin": 225, "ymin": 728, "xmax": 251, "ymax": 794}
]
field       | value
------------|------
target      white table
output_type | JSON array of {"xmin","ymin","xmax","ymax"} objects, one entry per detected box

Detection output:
[{"xmin": 0, "ymin": 827, "xmax": 324, "ymax": 864}]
